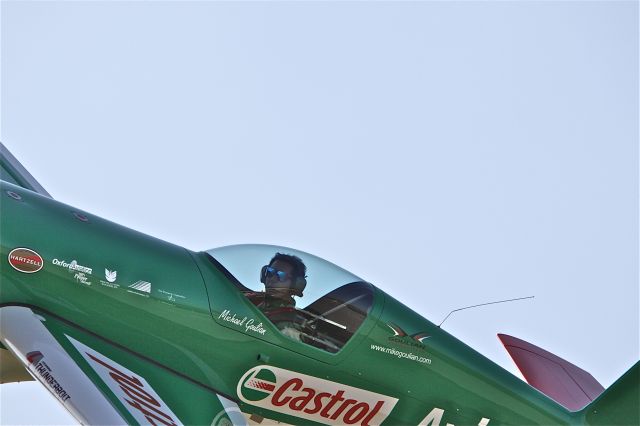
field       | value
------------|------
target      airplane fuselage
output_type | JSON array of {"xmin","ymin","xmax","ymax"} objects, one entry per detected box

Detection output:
[{"xmin": 0, "ymin": 180, "xmax": 586, "ymax": 425}]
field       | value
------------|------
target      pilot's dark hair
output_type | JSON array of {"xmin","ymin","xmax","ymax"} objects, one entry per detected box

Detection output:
[{"xmin": 269, "ymin": 253, "xmax": 307, "ymax": 279}]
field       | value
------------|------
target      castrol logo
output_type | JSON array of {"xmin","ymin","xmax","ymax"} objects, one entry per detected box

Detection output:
[{"xmin": 237, "ymin": 366, "xmax": 398, "ymax": 425}]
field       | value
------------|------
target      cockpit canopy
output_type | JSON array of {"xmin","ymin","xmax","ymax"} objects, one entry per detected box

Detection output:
[{"xmin": 206, "ymin": 244, "xmax": 375, "ymax": 353}]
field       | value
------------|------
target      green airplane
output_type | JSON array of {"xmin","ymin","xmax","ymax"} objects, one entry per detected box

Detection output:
[{"xmin": 0, "ymin": 143, "xmax": 637, "ymax": 426}]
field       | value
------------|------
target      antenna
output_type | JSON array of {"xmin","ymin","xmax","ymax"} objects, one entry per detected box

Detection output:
[{"xmin": 438, "ymin": 296, "xmax": 535, "ymax": 328}]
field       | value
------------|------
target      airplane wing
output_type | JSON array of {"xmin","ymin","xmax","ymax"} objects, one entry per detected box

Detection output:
[
  {"xmin": 0, "ymin": 142, "xmax": 51, "ymax": 198},
  {"xmin": 0, "ymin": 306, "xmax": 246, "ymax": 425},
  {"xmin": 0, "ymin": 142, "xmax": 50, "ymax": 385}
]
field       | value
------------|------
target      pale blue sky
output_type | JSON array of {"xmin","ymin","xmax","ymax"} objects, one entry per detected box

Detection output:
[{"xmin": 1, "ymin": 1, "xmax": 638, "ymax": 424}]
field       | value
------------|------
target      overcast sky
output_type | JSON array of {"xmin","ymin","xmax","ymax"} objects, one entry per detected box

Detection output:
[{"xmin": 1, "ymin": 1, "xmax": 638, "ymax": 425}]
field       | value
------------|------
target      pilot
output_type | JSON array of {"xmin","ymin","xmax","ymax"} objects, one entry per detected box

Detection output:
[{"xmin": 246, "ymin": 253, "xmax": 307, "ymax": 341}]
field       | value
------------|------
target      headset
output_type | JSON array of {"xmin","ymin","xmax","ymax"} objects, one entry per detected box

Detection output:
[{"xmin": 260, "ymin": 264, "xmax": 306, "ymax": 297}]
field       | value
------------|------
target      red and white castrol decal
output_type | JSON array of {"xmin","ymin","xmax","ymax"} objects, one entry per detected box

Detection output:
[
  {"xmin": 237, "ymin": 366, "xmax": 398, "ymax": 426},
  {"xmin": 67, "ymin": 336, "xmax": 183, "ymax": 426}
]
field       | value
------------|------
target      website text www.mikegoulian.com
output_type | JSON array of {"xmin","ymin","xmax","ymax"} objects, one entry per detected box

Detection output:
[{"xmin": 370, "ymin": 344, "xmax": 431, "ymax": 365}]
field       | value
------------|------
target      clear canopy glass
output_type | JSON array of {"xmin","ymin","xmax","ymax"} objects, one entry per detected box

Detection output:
[
  {"xmin": 206, "ymin": 244, "xmax": 375, "ymax": 353},
  {"xmin": 206, "ymin": 244, "xmax": 364, "ymax": 305}
]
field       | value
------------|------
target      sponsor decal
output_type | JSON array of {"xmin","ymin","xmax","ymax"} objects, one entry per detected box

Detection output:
[
  {"xmin": 418, "ymin": 407, "xmax": 490, "ymax": 426},
  {"xmin": 369, "ymin": 344, "xmax": 431, "ymax": 365},
  {"xmin": 219, "ymin": 309, "xmax": 267, "ymax": 336},
  {"xmin": 158, "ymin": 289, "xmax": 187, "ymax": 303},
  {"xmin": 386, "ymin": 323, "xmax": 430, "ymax": 350},
  {"xmin": 74, "ymin": 272, "xmax": 91, "ymax": 285},
  {"xmin": 52, "ymin": 258, "xmax": 93, "ymax": 285},
  {"xmin": 128, "ymin": 280, "xmax": 151, "ymax": 296},
  {"xmin": 26, "ymin": 350, "xmax": 72, "ymax": 402},
  {"xmin": 52, "ymin": 258, "xmax": 93, "ymax": 274},
  {"xmin": 237, "ymin": 366, "xmax": 397, "ymax": 425},
  {"xmin": 372, "ymin": 323, "xmax": 432, "ymax": 364},
  {"xmin": 105, "ymin": 269, "xmax": 117, "ymax": 283},
  {"xmin": 8, "ymin": 248, "xmax": 44, "ymax": 273},
  {"xmin": 67, "ymin": 336, "xmax": 182, "ymax": 426},
  {"xmin": 100, "ymin": 268, "xmax": 120, "ymax": 288}
]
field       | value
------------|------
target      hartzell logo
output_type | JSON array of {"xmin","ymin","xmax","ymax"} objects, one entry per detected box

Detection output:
[
  {"xmin": 237, "ymin": 366, "xmax": 398, "ymax": 426},
  {"xmin": 8, "ymin": 248, "xmax": 44, "ymax": 273}
]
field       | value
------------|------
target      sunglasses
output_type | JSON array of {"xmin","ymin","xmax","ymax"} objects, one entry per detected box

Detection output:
[{"xmin": 264, "ymin": 266, "xmax": 291, "ymax": 282}]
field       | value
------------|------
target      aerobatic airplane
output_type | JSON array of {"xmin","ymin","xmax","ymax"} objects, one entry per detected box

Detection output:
[{"xmin": 0, "ymin": 142, "xmax": 637, "ymax": 425}]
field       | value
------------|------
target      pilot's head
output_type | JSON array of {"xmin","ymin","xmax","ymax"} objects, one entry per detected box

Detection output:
[{"xmin": 260, "ymin": 253, "xmax": 307, "ymax": 297}]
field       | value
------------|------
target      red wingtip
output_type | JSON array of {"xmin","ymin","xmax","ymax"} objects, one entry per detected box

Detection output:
[{"xmin": 498, "ymin": 333, "xmax": 604, "ymax": 411}]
